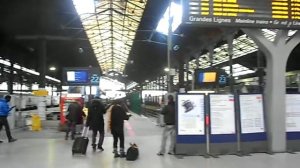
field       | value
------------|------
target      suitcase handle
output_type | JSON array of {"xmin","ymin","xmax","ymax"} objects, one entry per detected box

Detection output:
[{"xmin": 81, "ymin": 126, "xmax": 89, "ymax": 138}]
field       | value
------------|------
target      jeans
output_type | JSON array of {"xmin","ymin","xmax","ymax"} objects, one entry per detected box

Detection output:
[
  {"xmin": 0, "ymin": 116, "xmax": 13, "ymax": 140},
  {"xmin": 159, "ymin": 125, "xmax": 176, "ymax": 154},
  {"xmin": 112, "ymin": 130, "xmax": 124, "ymax": 153},
  {"xmin": 92, "ymin": 129, "xmax": 104, "ymax": 147}
]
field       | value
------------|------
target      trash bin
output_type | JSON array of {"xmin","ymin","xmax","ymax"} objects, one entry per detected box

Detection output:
[{"xmin": 32, "ymin": 114, "xmax": 42, "ymax": 131}]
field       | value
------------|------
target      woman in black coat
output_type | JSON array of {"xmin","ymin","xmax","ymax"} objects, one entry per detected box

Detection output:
[
  {"xmin": 110, "ymin": 100, "xmax": 129, "ymax": 157},
  {"xmin": 86, "ymin": 99, "xmax": 106, "ymax": 151}
]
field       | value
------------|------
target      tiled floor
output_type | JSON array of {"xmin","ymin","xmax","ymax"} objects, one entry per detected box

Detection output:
[{"xmin": 0, "ymin": 114, "xmax": 300, "ymax": 168}]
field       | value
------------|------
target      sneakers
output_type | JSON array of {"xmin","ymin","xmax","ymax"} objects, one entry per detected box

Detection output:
[
  {"xmin": 120, "ymin": 152, "xmax": 126, "ymax": 158},
  {"xmin": 114, "ymin": 153, "xmax": 120, "ymax": 158},
  {"xmin": 0, "ymin": 140, "xmax": 3, "ymax": 143},
  {"xmin": 8, "ymin": 138, "xmax": 17, "ymax": 143},
  {"xmin": 97, "ymin": 146, "xmax": 104, "ymax": 151}
]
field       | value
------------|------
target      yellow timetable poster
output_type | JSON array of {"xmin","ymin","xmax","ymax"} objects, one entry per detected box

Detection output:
[{"xmin": 183, "ymin": 0, "xmax": 300, "ymax": 29}]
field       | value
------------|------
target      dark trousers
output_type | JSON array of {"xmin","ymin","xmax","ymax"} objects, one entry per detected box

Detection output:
[
  {"xmin": 112, "ymin": 130, "xmax": 124, "ymax": 151},
  {"xmin": 0, "ymin": 116, "xmax": 13, "ymax": 140},
  {"xmin": 65, "ymin": 121, "xmax": 76, "ymax": 139},
  {"xmin": 92, "ymin": 129, "xmax": 104, "ymax": 147}
]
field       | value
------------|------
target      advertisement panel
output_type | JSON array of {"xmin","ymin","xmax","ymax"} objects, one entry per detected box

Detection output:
[
  {"xmin": 177, "ymin": 94, "xmax": 205, "ymax": 135},
  {"xmin": 210, "ymin": 94, "xmax": 235, "ymax": 134}
]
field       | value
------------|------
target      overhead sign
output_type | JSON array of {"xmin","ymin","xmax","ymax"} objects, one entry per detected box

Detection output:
[
  {"xmin": 177, "ymin": 94, "xmax": 205, "ymax": 135},
  {"xmin": 183, "ymin": 0, "xmax": 300, "ymax": 29},
  {"xmin": 209, "ymin": 94, "xmax": 236, "ymax": 134},
  {"xmin": 63, "ymin": 67, "xmax": 100, "ymax": 86},
  {"xmin": 239, "ymin": 94, "xmax": 265, "ymax": 134},
  {"xmin": 286, "ymin": 94, "xmax": 300, "ymax": 132}
]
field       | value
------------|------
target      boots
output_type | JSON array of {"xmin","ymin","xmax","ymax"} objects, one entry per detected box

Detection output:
[{"xmin": 97, "ymin": 144, "xmax": 104, "ymax": 151}]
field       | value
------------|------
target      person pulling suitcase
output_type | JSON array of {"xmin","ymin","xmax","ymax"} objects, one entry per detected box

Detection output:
[{"xmin": 72, "ymin": 126, "xmax": 89, "ymax": 155}]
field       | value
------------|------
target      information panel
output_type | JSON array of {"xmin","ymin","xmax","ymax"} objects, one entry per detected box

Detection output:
[
  {"xmin": 239, "ymin": 94, "xmax": 265, "ymax": 134},
  {"xmin": 183, "ymin": 0, "xmax": 300, "ymax": 29},
  {"xmin": 63, "ymin": 67, "xmax": 100, "ymax": 86},
  {"xmin": 177, "ymin": 94, "xmax": 205, "ymax": 135},
  {"xmin": 210, "ymin": 94, "xmax": 236, "ymax": 134},
  {"xmin": 286, "ymin": 94, "xmax": 300, "ymax": 132}
]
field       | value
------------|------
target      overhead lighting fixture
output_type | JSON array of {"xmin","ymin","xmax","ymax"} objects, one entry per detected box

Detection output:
[{"xmin": 49, "ymin": 66, "xmax": 56, "ymax": 71}]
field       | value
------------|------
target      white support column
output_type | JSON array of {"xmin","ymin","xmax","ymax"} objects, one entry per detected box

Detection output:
[{"xmin": 242, "ymin": 29, "xmax": 300, "ymax": 152}]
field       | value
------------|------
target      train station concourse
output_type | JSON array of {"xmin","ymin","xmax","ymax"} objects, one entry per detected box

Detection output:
[{"xmin": 1, "ymin": 0, "xmax": 300, "ymax": 167}]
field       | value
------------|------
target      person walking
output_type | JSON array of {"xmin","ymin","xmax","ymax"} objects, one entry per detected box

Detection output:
[
  {"xmin": 107, "ymin": 99, "xmax": 129, "ymax": 158},
  {"xmin": 0, "ymin": 95, "xmax": 17, "ymax": 143},
  {"xmin": 65, "ymin": 102, "xmax": 85, "ymax": 140},
  {"xmin": 157, "ymin": 95, "xmax": 176, "ymax": 156},
  {"xmin": 86, "ymin": 99, "xmax": 106, "ymax": 151}
]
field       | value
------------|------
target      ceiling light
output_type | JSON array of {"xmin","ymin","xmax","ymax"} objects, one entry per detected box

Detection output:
[{"xmin": 49, "ymin": 67, "xmax": 56, "ymax": 71}]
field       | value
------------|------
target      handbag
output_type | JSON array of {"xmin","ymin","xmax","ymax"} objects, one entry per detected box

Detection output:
[{"xmin": 126, "ymin": 143, "xmax": 139, "ymax": 161}]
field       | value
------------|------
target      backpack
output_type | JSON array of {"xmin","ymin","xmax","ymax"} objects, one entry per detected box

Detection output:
[{"xmin": 126, "ymin": 143, "xmax": 139, "ymax": 161}]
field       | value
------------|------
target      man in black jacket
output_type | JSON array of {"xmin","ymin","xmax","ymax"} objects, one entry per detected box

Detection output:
[
  {"xmin": 157, "ymin": 95, "xmax": 176, "ymax": 156},
  {"xmin": 86, "ymin": 99, "xmax": 106, "ymax": 151}
]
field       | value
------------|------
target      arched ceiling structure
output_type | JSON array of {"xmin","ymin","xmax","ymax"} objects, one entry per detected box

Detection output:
[{"xmin": 73, "ymin": 0, "xmax": 148, "ymax": 74}]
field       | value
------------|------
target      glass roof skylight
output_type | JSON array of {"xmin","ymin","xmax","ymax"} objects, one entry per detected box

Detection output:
[
  {"xmin": 73, "ymin": 0, "xmax": 148, "ymax": 74},
  {"xmin": 156, "ymin": 2, "xmax": 183, "ymax": 35}
]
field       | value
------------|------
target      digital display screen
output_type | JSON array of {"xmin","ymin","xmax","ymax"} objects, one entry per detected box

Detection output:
[
  {"xmin": 183, "ymin": 0, "xmax": 300, "ymax": 29},
  {"xmin": 67, "ymin": 70, "xmax": 88, "ymax": 83},
  {"xmin": 198, "ymin": 72, "xmax": 217, "ymax": 83},
  {"xmin": 63, "ymin": 67, "xmax": 101, "ymax": 86}
]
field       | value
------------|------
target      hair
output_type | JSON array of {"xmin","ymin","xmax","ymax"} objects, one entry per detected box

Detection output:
[
  {"xmin": 168, "ymin": 95, "xmax": 174, "ymax": 101},
  {"xmin": 4, "ymin": 95, "xmax": 11, "ymax": 100},
  {"xmin": 91, "ymin": 100, "xmax": 100, "ymax": 111}
]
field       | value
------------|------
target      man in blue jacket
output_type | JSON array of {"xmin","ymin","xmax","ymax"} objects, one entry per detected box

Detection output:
[{"xmin": 0, "ymin": 95, "xmax": 17, "ymax": 143}]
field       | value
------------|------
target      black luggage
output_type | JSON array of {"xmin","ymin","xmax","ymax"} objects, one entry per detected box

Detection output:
[
  {"xmin": 126, "ymin": 143, "xmax": 139, "ymax": 161},
  {"xmin": 72, "ymin": 126, "xmax": 89, "ymax": 155}
]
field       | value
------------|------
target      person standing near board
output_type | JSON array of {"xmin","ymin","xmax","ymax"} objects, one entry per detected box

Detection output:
[{"xmin": 157, "ymin": 95, "xmax": 176, "ymax": 156}]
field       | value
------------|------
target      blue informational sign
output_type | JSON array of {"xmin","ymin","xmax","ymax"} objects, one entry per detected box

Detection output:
[
  {"xmin": 90, "ymin": 74, "xmax": 100, "ymax": 85},
  {"xmin": 219, "ymin": 74, "xmax": 227, "ymax": 85},
  {"xmin": 67, "ymin": 70, "xmax": 89, "ymax": 83}
]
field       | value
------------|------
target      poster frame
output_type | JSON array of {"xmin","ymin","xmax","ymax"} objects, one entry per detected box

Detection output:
[
  {"xmin": 176, "ymin": 93, "xmax": 206, "ymax": 144},
  {"xmin": 238, "ymin": 93, "xmax": 267, "ymax": 142},
  {"xmin": 208, "ymin": 93, "xmax": 237, "ymax": 143}
]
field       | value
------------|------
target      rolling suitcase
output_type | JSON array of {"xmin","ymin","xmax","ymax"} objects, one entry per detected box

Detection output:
[{"xmin": 72, "ymin": 126, "xmax": 89, "ymax": 155}]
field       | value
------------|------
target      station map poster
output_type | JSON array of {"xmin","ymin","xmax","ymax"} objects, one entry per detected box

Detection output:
[
  {"xmin": 183, "ymin": 0, "xmax": 300, "ymax": 29},
  {"xmin": 210, "ymin": 94, "xmax": 235, "ymax": 134},
  {"xmin": 239, "ymin": 94, "xmax": 265, "ymax": 134},
  {"xmin": 177, "ymin": 94, "xmax": 205, "ymax": 135},
  {"xmin": 286, "ymin": 94, "xmax": 300, "ymax": 132}
]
